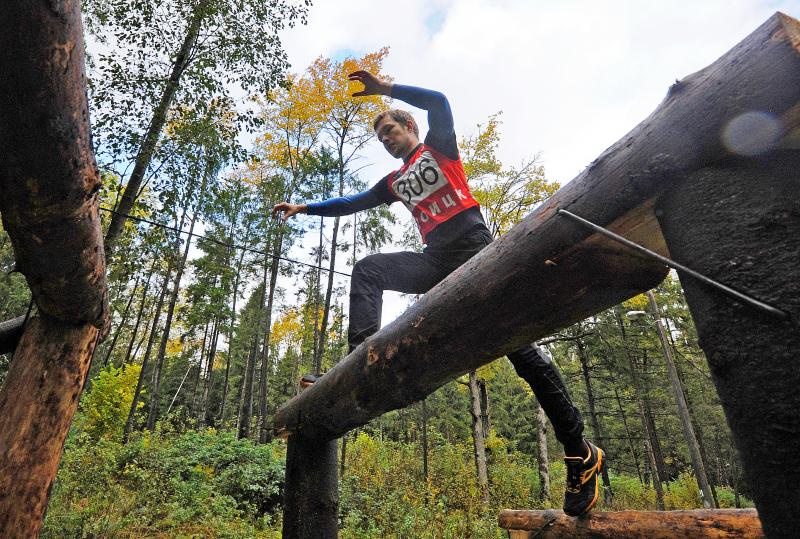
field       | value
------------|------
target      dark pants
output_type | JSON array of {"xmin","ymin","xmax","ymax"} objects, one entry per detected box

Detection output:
[{"xmin": 348, "ymin": 226, "xmax": 584, "ymax": 450}]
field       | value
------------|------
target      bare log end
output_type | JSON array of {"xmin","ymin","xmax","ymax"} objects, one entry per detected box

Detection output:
[
  {"xmin": 776, "ymin": 12, "xmax": 800, "ymax": 53},
  {"xmin": 498, "ymin": 509, "xmax": 764, "ymax": 538}
]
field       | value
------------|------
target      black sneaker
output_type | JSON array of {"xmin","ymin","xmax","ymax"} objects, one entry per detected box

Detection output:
[
  {"xmin": 300, "ymin": 373, "xmax": 321, "ymax": 388},
  {"xmin": 563, "ymin": 441, "xmax": 605, "ymax": 516}
]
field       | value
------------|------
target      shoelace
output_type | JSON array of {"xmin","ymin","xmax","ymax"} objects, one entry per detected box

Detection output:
[{"xmin": 565, "ymin": 460, "xmax": 584, "ymax": 493}]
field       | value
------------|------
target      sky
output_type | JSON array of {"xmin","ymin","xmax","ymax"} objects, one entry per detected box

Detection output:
[{"xmin": 275, "ymin": 0, "xmax": 798, "ymax": 324}]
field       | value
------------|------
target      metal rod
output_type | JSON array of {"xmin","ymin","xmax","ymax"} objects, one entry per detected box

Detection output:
[{"xmin": 556, "ymin": 208, "xmax": 788, "ymax": 320}]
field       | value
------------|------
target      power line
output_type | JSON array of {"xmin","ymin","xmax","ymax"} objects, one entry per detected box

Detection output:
[{"xmin": 99, "ymin": 206, "xmax": 352, "ymax": 278}]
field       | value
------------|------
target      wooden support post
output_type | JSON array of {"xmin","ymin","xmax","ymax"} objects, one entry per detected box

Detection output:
[
  {"xmin": 655, "ymin": 151, "xmax": 800, "ymax": 538},
  {"xmin": 498, "ymin": 509, "xmax": 764, "ymax": 538},
  {"xmin": 282, "ymin": 433, "xmax": 339, "ymax": 539}
]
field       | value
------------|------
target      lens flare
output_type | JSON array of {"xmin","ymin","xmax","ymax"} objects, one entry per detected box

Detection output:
[{"xmin": 722, "ymin": 111, "xmax": 782, "ymax": 157}]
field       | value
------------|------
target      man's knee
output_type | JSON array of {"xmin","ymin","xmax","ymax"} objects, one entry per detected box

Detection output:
[{"xmin": 351, "ymin": 254, "xmax": 386, "ymax": 291}]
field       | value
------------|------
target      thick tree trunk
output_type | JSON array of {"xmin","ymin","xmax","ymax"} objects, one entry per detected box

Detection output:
[
  {"xmin": 656, "ymin": 151, "xmax": 800, "ymax": 538},
  {"xmin": 0, "ymin": 2, "xmax": 107, "ymax": 533},
  {"xmin": 536, "ymin": 403, "xmax": 551, "ymax": 500},
  {"xmin": 499, "ymin": 509, "xmax": 763, "ymax": 538},
  {"xmin": 104, "ymin": 1, "xmax": 208, "ymax": 252},
  {"xmin": 647, "ymin": 290, "xmax": 715, "ymax": 507},
  {"xmin": 0, "ymin": 318, "xmax": 100, "ymax": 536},
  {"xmin": 468, "ymin": 370, "xmax": 490, "ymax": 502}
]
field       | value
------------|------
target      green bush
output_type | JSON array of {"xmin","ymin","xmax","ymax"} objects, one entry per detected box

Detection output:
[{"xmin": 43, "ymin": 429, "xmax": 285, "ymax": 538}]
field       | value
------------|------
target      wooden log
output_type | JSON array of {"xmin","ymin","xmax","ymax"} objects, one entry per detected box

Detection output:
[
  {"xmin": 0, "ymin": 315, "xmax": 26, "ymax": 355},
  {"xmin": 274, "ymin": 12, "xmax": 800, "ymax": 442},
  {"xmin": 0, "ymin": 317, "xmax": 100, "ymax": 536},
  {"xmin": 498, "ymin": 509, "xmax": 764, "ymax": 538},
  {"xmin": 282, "ymin": 435, "xmax": 339, "ymax": 538},
  {"xmin": 655, "ymin": 151, "xmax": 800, "ymax": 538}
]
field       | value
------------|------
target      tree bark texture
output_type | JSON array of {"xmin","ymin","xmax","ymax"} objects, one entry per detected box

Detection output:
[
  {"xmin": 535, "ymin": 403, "xmax": 551, "ymax": 500},
  {"xmin": 274, "ymin": 13, "xmax": 800, "ymax": 442},
  {"xmin": 656, "ymin": 151, "xmax": 800, "ymax": 538},
  {"xmin": 468, "ymin": 370, "xmax": 490, "ymax": 502},
  {"xmin": 0, "ymin": 2, "xmax": 108, "ymax": 534},
  {"xmin": 0, "ymin": 318, "xmax": 100, "ymax": 536},
  {"xmin": 0, "ymin": 0, "xmax": 108, "ymax": 329},
  {"xmin": 498, "ymin": 509, "xmax": 763, "ymax": 538}
]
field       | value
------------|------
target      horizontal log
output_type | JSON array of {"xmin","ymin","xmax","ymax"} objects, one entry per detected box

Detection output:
[
  {"xmin": 274, "ymin": 12, "xmax": 800, "ymax": 442},
  {"xmin": 0, "ymin": 315, "xmax": 26, "ymax": 355},
  {"xmin": 0, "ymin": 0, "xmax": 108, "ymax": 329},
  {"xmin": 498, "ymin": 509, "xmax": 764, "ymax": 538}
]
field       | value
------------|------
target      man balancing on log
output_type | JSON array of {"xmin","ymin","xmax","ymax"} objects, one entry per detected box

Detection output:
[{"xmin": 272, "ymin": 70, "xmax": 605, "ymax": 516}]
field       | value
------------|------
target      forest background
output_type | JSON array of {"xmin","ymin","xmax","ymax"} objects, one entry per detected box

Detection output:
[{"xmin": 0, "ymin": 1, "xmax": 788, "ymax": 537}]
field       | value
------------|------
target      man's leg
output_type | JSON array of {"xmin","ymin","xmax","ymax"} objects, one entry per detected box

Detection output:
[
  {"xmin": 348, "ymin": 250, "xmax": 449, "ymax": 351},
  {"xmin": 507, "ymin": 343, "xmax": 605, "ymax": 516}
]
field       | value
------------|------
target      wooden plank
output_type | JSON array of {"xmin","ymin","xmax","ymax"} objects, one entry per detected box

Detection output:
[
  {"xmin": 274, "ymin": 12, "xmax": 800, "ymax": 442},
  {"xmin": 498, "ymin": 509, "xmax": 764, "ymax": 538}
]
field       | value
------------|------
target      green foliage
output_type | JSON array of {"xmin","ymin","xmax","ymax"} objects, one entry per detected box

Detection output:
[
  {"xmin": 75, "ymin": 364, "xmax": 143, "ymax": 442},
  {"xmin": 43, "ymin": 429, "xmax": 285, "ymax": 538}
]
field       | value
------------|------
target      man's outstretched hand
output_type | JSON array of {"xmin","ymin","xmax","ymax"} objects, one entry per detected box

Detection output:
[
  {"xmin": 348, "ymin": 70, "xmax": 392, "ymax": 97},
  {"xmin": 271, "ymin": 202, "xmax": 307, "ymax": 222}
]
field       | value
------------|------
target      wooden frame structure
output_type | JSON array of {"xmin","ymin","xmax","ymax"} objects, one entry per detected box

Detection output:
[{"xmin": 274, "ymin": 12, "xmax": 800, "ymax": 539}]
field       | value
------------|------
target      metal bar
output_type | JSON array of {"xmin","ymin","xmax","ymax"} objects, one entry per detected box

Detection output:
[{"xmin": 556, "ymin": 208, "xmax": 788, "ymax": 320}]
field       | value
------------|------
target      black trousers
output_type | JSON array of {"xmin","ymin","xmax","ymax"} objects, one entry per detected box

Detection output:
[{"xmin": 348, "ymin": 226, "xmax": 584, "ymax": 449}]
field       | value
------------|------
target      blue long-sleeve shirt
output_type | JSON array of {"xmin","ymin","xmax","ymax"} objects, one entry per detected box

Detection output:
[{"xmin": 306, "ymin": 84, "xmax": 485, "ymax": 245}]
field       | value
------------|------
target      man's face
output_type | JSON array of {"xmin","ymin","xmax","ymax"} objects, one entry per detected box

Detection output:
[{"xmin": 375, "ymin": 116, "xmax": 418, "ymax": 159}]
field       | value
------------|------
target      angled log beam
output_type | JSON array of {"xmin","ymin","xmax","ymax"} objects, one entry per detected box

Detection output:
[
  {"xmin": 0, "ymin": 0, "xmax": 108, "ymax": 535},
  {"xmin": 274, "ymin": 12, "xmax": 800, "ymax": 442},
  {"xmin": 498, "ymin": 509, "xmax": 764, "ymax": 538}
]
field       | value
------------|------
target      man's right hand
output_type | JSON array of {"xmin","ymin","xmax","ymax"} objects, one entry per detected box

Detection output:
[
  {"xmin": 348, "ymin": 70, "xmax": 392, "ymax": 97},
  {"xmin": 271, "ymin": 202, "xmax": 307, "ymax": 222}
]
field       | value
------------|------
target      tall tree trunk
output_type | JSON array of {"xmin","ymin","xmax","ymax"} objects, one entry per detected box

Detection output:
[
  {"xmin": 121, "ymin": 264, "xmax": 156, "ymax": 366},
  {"xmin": 259, "ymin": 229, "xmax": 284, "ymax": 443},
  {"xmin": 220, "ymin": 230, "xmax": 249, "ymax": 421},
  {"xmin": 615, "ymin": 309, "xmax": 665, "ymax": 509},
  {"xmin": 536, "ymin": 403, "xmax": 551, "ymax": 500},
  {"xmin": 314, "ymin": 214, "xmax": 341, "ymax": 374},
  {"xmin": 104, "ymin": 1, "xmax": 208, "ymax": 252},
  {"xmin": 421, "ymin": 399, "xmax": 429, "ymax": 482},
  {"xmin": 478, "ymin": 379, "xmax": 491, "ymax": 437},
  {"xmin": 101, "ymin": 275, "xmax": 141, "ymax": 366},
  {"xmin": 468, "ymin": 370, "xmax": 490, "ymax": 503},
  {"xmin": 611, "ymin": 383, "xmax": 643, "ymax": 484},
  {"xmin": 191, "ymin": 319, "xmax": 211, "ymax": 413},
  {"xmin": 124, "ymin": 268, "xmax": 170, "ymax": 443},
  {"xmin": 197, "ymin": 318, "xmax": 220, "ymax": 424},
  {"xmin": 237, "ymin": 331, "xmax": 260, "ymax": 438},
  {"xmin": 647, "ymin": 290, "xmax": 715, "ymax": 507},
  {"xmin": 147, "ymin": 203, "xmax": 201, "ymax": 430},
  {"xmin": 576, "ymin": 339, "xmax": 604, "ymax": 447}
]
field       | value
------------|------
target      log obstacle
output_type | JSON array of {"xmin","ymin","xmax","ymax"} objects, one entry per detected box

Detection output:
[
  {"xmin": 498, "ymin": 509, "xmax": 764, "ymax": 538},
  {"xmin": 275, "ymin": 12, "xmax": 800, "ymax": 538}
]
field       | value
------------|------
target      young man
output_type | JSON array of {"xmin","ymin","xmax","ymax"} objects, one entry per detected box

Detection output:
[{"xmin": 272, "ymin": 71, "xmax": 605, "ymax": 516}]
